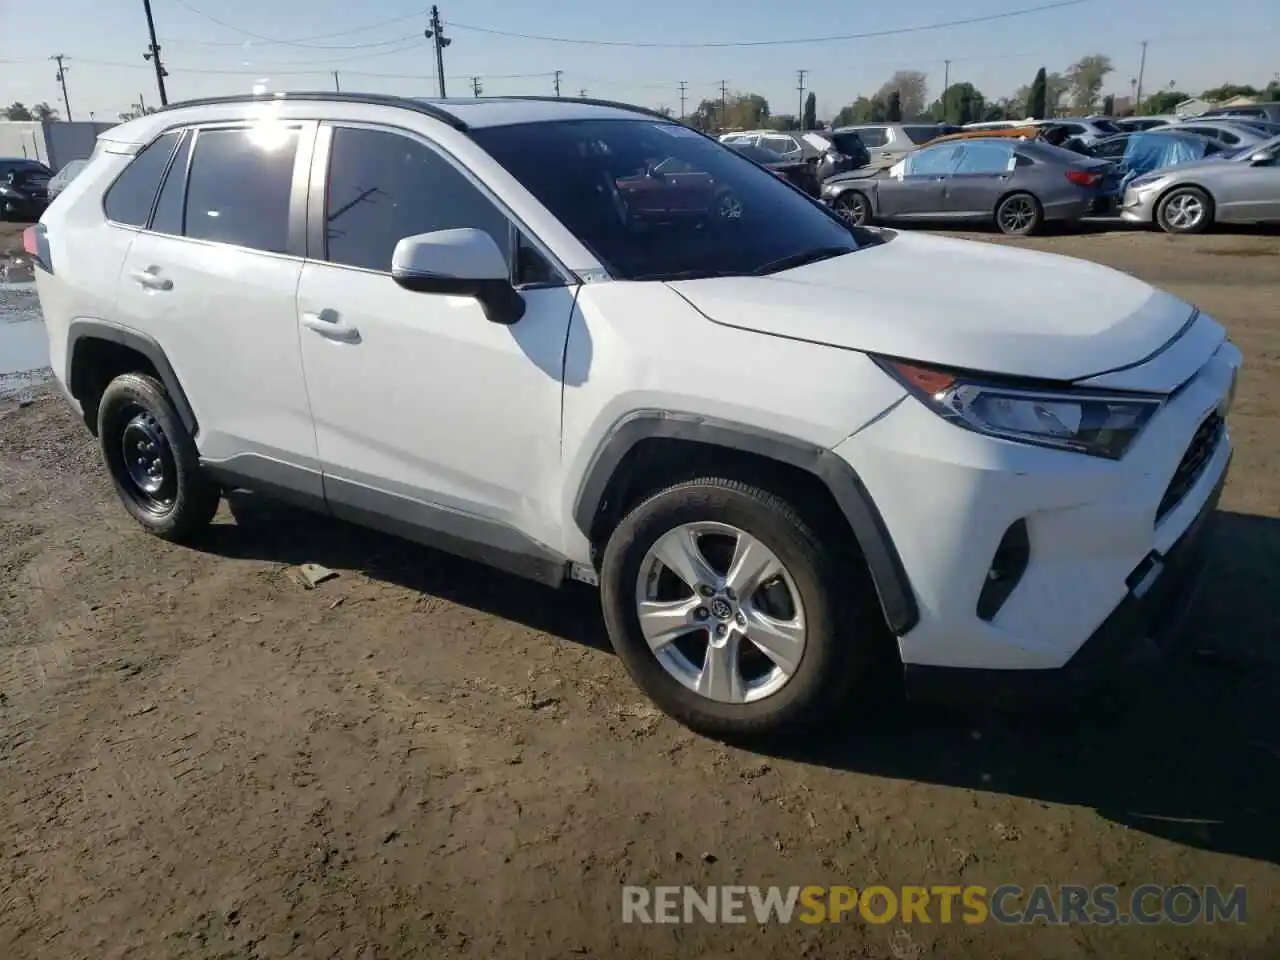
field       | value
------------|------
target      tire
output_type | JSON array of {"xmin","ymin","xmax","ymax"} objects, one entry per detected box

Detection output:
[
  {"xmin": 97, "ymin": 372, "xmax": 220, "ymax": 542},
  {"xmin": 600, "ymin": 477, "xmax": 882, "ymax": 740},
  {"xmin": 995, "ymin": 192, "xmax": 1043, "ymax": 236},
  {"xmin": 1156, "ymin": 186, "xmax": 1212, "ymax": 235},
  {"xmin": 832, "ymin": 190, "xmax": 871, "ymax": 226}
]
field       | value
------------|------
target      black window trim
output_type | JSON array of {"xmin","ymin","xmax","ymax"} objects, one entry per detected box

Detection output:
[
  {"xmin": 145, "ymin": 127, "xmax": 193, "ymax": 233},
  {"xmin": 306, "ymin": 120, "xmax": 575, "ymax": 290}
]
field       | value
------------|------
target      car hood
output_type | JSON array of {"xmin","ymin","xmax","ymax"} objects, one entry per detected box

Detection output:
[{"xmin": 666, "ymin": 231, "xmax": 1196, "ymax": 382}]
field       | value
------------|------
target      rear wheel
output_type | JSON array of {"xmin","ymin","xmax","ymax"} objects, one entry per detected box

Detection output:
[
  {"xmin": 995, "ymin": 192, "xmax": 1043, "ymax": 236},
  {"xmin": 97, "ymin": 373, "xmax": 220, "ymax": 541},
  {"xmin": 600, "ymin": 477, "xmax": 882, "ymax": 740},
  {"xmin": 1156, "ymin": 186, "xmax": 1212, "ymax": 234},
  {"xmin": 833, "ymin": 190, "xmax": 870, "ymax": 226}
]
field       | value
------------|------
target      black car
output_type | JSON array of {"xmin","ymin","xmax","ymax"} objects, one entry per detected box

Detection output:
[
  {"xmin": 729, "ymin": 143, "xmax": 822, "ymax": 196},
  {"xmin": 0, "ymin": 158, "xmax": 53, "ymax": 221},
  {"xmin": 809, "ymin": 129, "xmax": 871, "ymax": 181}
]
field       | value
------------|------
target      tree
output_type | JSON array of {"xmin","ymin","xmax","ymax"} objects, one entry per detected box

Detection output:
[
  {"xmin": 687, "ymin": 99, "xmax": 720, "ymax": 132},
  {"xmin": 1201, "ymin": 83, "xmax": 1259, "ymax": 101},
  {"xmin": 832, "ymin": 103, "xmax": 858, "ymax": 127},
  {"xmin": 802, "ymin": 91, "xmax": 817, "ymax": 131},
  {"xmin": 885, "ymin": 91, "xmax": 902, "ymax": 122},
  {"xmin": 1139, "ymin": 90, "xmax": 1187, "ymax": 115},
  {"xmin": 1268, "ymin": 79, "xmax": 1280, "ymax": 102},
  {"xmin": 767, "ymin": 113, "xmax": 798, "ymax": 131},
  {"xmin": 1101, "ymin": 94, "xmax": 1115, "ymax": 116},
  {"xmin": 853, "ymin": 95, "xmax": 888, "ymax": 123},
  {"xmin": 1028, "ymin": 67, "xmax": 1047, "ymax": 119},
  {"xmin": 724, "ymin": 93, "xmax": 770, "ymax": 130},
  {"xmin": 31, "ymin": 102, "xmax": 59, "ymax": 121},
  {"xmin": 929, "ymin": 83, "xmax": 984, "ymax": 125},
  {"xmin": 875, "ymin": 70, "xmax": 927, "ymax": 119},
  {"xmin": 118, "ymin": 105, "xmax": 158, "ymax": 121},
  {"xmin": 1065, "ymin": 54, "xmax": 1113, "ymax": 113},
  {"xmin": 3, "ymin": 102, "xmax": 33, "ymax": 120}
]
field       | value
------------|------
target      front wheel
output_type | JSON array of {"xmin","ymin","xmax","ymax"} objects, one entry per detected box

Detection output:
[
  {"xmin": 832, "ymin": 190, "xmax": 870, "ymax": 226},
  {"xmin": 600, "ymin": 477, "xmax": 879, "ymax": 740},
  {"xmin": 97, "ymin": 373, "xmax": 220, "ymax": 541},
  {"xmin": 995, "ymin": 192, "xmax": 1043, "ymax": 236},
  {"xmin": 1156, "ymin": 186, "xmax": 1212, "ymax": 234}
]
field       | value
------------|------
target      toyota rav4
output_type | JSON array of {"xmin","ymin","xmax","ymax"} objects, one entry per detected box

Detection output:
[{"xmin": 29, "ymin": 93, "xmax": 1239, "ymax": 738}]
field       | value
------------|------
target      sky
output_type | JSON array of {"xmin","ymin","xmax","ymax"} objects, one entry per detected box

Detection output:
[{"xmin": 2, "ymin": 0, "xmax": 1277, "ymax": 122}]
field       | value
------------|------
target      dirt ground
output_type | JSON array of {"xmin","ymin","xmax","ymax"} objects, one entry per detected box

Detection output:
[{"xmin": 1, "ymin": 225, "xmax": 1278, "ymax": 959}]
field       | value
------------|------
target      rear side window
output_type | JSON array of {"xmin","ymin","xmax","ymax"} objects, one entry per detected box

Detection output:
[
  {"xmin": 103, "ymin": 131, "xmax": 180, "ymax": 226},
  {"xmin": 954, "ymin": 141, "xmax": 1014, "ymax": 173},
  {"xmin": 829, "ymin": 132, "xmax": 866, "ymax": 155},
  {"xmin": 901, "ymin": 125, "xmax": 940, "ymax": 145},
  {"xmin": 857, "ymin": 127, "xmax": 888, "ymax": 148},
  {"xmin": 150, "ymin": 131, "xmax": 192, "ymax": 235},
  {"xmin": 183, "ymin": 127, "xmax": 300, "ymax": 253}
]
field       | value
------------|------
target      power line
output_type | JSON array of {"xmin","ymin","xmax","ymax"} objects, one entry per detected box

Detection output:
[
  {"xmin": 159, "ymin": 9, "xmax": 433, "ymax": 47},
  {"xmin": 444, "ymin": 1, "xmax": 1088, "ymax": 48},
  {"xmin": 51, "ymin": 55, "xmax": 73, "ymax": 121},
  {"xmin": 163, "ymin": 33, "xmax": 423, "ymax": 52}
]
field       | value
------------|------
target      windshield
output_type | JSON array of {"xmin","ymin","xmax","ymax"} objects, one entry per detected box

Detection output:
[{"xmin": 470, "ymin": 119, "xmax": 857, "ymax": 281}]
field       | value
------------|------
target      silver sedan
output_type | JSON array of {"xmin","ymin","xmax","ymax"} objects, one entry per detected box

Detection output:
[{"xmin": 1120, "ymin": 135, "xmax": 1280, "ymax": 234}]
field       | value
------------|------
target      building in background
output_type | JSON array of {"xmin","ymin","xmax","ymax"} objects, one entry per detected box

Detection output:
[{"xmin": 0, "ymin": 121, "xmax": 118, "ymax": 170}]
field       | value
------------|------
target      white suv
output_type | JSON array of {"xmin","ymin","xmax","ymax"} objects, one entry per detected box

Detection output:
[{"xmin": 30, "ymin": 93, "xmax": 1239, "ymax": 738}]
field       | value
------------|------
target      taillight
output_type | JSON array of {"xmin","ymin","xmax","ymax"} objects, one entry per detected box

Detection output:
[
  {"xmin": 1065, "ymin": 169, "xmax": 1101, "ymax": 187},
  {"xmin": 21, "ymin": 225, "xmax": 39, "ymax": 257},
  {"xmin": 22, "ymin": 223, "xmax": 50, "ymax": 273}
]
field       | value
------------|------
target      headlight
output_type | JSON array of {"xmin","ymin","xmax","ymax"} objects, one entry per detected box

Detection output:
[
  {"xmin": 876, "ymin": 358, "xmax": 1163, "ymax": 460},
  {"xmin": 1127, "ymin": 174, "xmax": 1168, "ymax": 191}
]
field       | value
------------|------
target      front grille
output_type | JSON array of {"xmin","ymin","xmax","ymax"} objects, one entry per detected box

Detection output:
[{"xmin": 1156, "ymin": 412, "xmax": 1224, "ymax": 522}]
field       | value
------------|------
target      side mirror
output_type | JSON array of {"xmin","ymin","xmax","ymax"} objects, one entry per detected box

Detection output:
[
  {"xmin": 1249, "ymin": 149, "xmax": 1275, "ymax": 165},
  {"xmin": 391, "ymin": 228, "xmax": 525, "ymax": 325}
]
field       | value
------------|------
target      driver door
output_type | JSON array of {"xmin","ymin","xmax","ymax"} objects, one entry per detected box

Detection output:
[
  {"xmin": 295, "ymin": 123, "xmax": 577, "ymax": 552},
  {"xmin": 879, "ymin": 144, "xmax": 960, "ymax": 217}
]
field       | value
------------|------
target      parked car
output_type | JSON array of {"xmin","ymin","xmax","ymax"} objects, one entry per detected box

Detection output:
[
  {"xmin": 721, "ymin": 130, "xmax": 870, "ymax": 182},
  {"xmin": 821, "ymin": 137, "xmax": 1117, "ymax": 234},
  {"xmin": 47, "ymin": 159, "xmax": 89, "ymax": 200},
  {"xmin": 0, "ymin": 158, "xmax": 53, "ymax": 221},
  {"xmin": 1199, "ymin": 103, "xmax": 1280, "ymax": 123},
  {"xmin": 727, "ymin": 143, "xmax": 820, "ymax": 196},
  {"xmin": 1083, "ymin": 130, "xmax": 1229, "ymax": 190},
  {"xmin": 1121, "ymin": 134, "xmax": 1280, "ymax": 233},
  {"xmin": 1026, "ymin": 117, "xmax": 1123, "ymax": 145},
  {"xmin": 1171, "ymin": 119, "xmax": 1269, "ymax": 149},
  {"xmin": 809, "ymin": 129, "xmax": 871, "ymax": 181},
  {"xmin": 29, "ymin": 92, "xmax": 1240, "ymax": 737},
  {"xmin": 1115, "ymin": 116, "xmax": 1180, "ymax": 132},
  {"xmin": 925, "ymin": 125, "xmax": 1043, "ymax": 146},
  {"xmin": 835, "ymin": 123, "xmax": 956, "ymax": 168}
]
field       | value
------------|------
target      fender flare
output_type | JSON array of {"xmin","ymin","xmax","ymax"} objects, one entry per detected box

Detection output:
[
  {"xmin": 65, "ymin": 319, "xmax": 198, "ymax": 436},
  {"xmin": 571, "ymin": 410, "xmax": 919, "ymax": 635}
]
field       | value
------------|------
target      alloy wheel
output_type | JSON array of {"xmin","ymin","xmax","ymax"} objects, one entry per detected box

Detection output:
[
  {"xmin": 634, "ymin": 521, "xmax": 807, "ymax": 704},
  {"xmin": 998, "ymin": 195, "xmax": 1036, "ymax": 233},
  {"xmin": 1164, "ymin": 192, "xmax": 1205, "ymax": 231}
]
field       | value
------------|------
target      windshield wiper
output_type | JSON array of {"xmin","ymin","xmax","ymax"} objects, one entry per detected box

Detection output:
[
  {"xmin": 750, "ymin": 245, "xmax": 854, "ymax": 276},
  {"xmin": 631, "ymin": 268, "xmax": 743, "ymax": 281}
]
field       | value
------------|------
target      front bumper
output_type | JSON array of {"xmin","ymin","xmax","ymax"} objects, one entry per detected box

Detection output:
[
  {"xmin": 1120, "ymin": 186, "xmax": 1160, "ymax": 223},
  {"xmin": 903, "ymin": 456, "xmax": 1228, "ymax": 706},
  {"xmin": 833, "ymin": 337, "xmax": 1240, "ymax": 693}
]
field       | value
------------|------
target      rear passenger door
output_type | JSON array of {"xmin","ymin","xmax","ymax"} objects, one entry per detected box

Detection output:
[{"xmin": 114, "ymin": 121, "xmax": 322, "ymax": 496}]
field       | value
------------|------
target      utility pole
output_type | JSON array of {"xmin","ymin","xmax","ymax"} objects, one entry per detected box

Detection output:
[
  {"xmin": 1134, "ymin": 40, "xmax": 1148, "ymax": 111},
  {"xmin": 138, "ymin": 92, "xmax": 147, "ymax": 111},
  {"xmin": 719, "ymin": 80, "xmax": 728, "ymax": 132},
  {"xmin": 553, "ymin": 70, "xmax": 562, "ymax": 97},
  {"xmin": 678, "ymin": 80, "xmax": 688, "ymax": 121},
  {"xmin": 471, "ymin": 76, "xmax": 483, "ymax": 97},
  {"xmin": 796, "ymin": 69, "xmax": 807, "ymax": 126},
  {"xmin": 943, "ymin": 59, "xmax": 951, "ymax": 93},
  {"xmin": 424, "ymin": 5, "xmax": 451, "ymax": 98},
  {"xmin": 332, "ymin": 71, "xmax": 341, "ymax": 92},
  {"xmin": 51, "ymin": 55, "xmax": 72, "ymax": 121},
  {"xmin": 579, "ymin": 89, "xmax": 588, "ymax": 98},
  {"xmin": 140, "ymin": 0, "xmax": 169, "ymax": 106}
]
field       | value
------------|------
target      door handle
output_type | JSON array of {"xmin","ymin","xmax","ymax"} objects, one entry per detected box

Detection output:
[
  {"xmin": 301, "ymin": 310, "xmax": 361, "ymax": 343},
  {"xmin": 130, "ymin": 267, "xmax": 172, "ymax": 291}
]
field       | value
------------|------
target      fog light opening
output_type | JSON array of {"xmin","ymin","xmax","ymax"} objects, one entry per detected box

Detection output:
[{"xmin": 977, "ymin": 519, "xmax": 1031, "ymax": 621}]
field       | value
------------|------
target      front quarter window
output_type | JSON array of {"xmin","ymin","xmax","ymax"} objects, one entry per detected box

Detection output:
[{"xmin": 470, "ymin": 119, "xmax": 857, "ymax": 281}]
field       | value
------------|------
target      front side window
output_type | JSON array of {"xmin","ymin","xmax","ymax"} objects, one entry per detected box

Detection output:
[
  {"xmin": 470, "ymin": 119, "xmax": 857, "ymax": 281},
  {"xmin": 857, "ymin": 127, "xmax": 888, "ymax": 148},
  {"xmin": 954, "ymin": 141, "xmax": 1015, "ymax": 174},
  {"xmin": 324, "ymin": 126, "xmax": 512, "ymax": 273},
  {"xmin": 103, "ymin": 131, "xmax": 179, "ymax": 226},
  {"xmin": 183, "ymin": 126, "xmax": 299, "ymax": 253},
  {"xmin": 828, "ymin": 132, "xmax": 866, "ymax": 156},
  {"xmin": 904, "ymin": 144, "xmax": 962, "ymax": 176},
  {"xmin": 1091, "ymin": 136, "xmax": 1129, "ymax": 159}
]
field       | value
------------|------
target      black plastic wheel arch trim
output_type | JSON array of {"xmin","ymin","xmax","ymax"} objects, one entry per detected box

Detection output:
[
  {"xmin": 572, "ymin": 409, "xmax": 919, "ymax": 635},
  {"xmin": 65, "ymin": 319, "xmax": 199, "ymax": 437}
]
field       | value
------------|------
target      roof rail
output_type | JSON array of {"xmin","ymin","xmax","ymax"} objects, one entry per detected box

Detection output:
[
  {"xmin": 154, "ymin": 91, "xmax": 468, "ymax": 130},
  {"xmin": 491, "ymin": 95, "xmax": 678, "ymax": 124}
]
